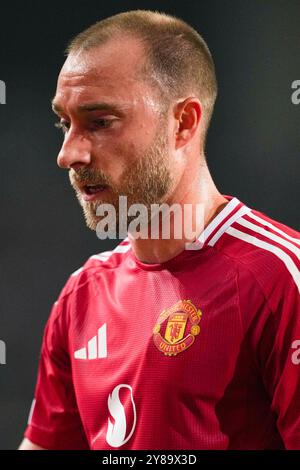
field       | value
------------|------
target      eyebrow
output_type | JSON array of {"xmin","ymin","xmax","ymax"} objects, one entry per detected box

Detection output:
[{"xmin": 51, "ymin": 101, "xmax": 126, "ymax": 116}]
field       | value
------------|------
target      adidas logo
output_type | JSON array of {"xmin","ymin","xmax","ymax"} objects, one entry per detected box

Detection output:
[{"xmin": 74, "ymin": 323, "xmax": 107, "ymax": 360}]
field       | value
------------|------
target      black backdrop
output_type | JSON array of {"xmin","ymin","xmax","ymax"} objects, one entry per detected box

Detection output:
[{"xmin": 0, "ymin": 0, "xmax": 299, "ymax": 449}]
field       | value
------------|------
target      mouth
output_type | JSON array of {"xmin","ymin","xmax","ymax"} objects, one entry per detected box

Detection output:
[{"xmin": 80, "ymin": 183, "xmax": 110, "ymax": 201}]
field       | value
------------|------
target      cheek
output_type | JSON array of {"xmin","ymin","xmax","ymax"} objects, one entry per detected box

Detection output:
[
  {"xmin": 94, "ymin": 139, "xmax": 141, "ymax": 185},
  {"xmin": 112, "ymin": 139, "xmax": 142, "ymax": 167},
  {"xmin": 132, "ymin": 123, "xmax": 153, "ymax": 145}
]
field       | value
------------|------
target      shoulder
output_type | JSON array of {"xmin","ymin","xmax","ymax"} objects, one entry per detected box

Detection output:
[
  {"xmin": 211, "ymin": 204, "xmax": 300, "ymax": 311},
  {"xmin": 57, "ymin": 238, "xmax": 131, "ymax": 301},
  {"xmin": 42, "ymin": 239, "xmax": 131, "ymax": 344}
]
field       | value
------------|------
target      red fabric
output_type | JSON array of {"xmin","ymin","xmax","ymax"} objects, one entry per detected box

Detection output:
[{"xmin": 24, "ymin": 195, "xmax": 300, "ymax": 449}]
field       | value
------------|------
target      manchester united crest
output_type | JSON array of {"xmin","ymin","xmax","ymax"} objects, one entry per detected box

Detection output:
[{"xmin": 153, "ymin": 300, "xmax": 202, "ymax": 356}]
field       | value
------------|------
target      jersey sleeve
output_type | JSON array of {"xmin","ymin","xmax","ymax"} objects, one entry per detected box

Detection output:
[
  {"xmin": 24, "ymin": 296, "xmax": 89, "ymax": 450},
  {"xmin": 259, "ymin": 273, "xmax": 300, "ymax": 449}
]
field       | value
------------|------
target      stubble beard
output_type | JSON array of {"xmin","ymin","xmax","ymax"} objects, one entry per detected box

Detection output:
[{"xmin": 69, "ymin": 125, "xmax": 173, "ymax": 235}]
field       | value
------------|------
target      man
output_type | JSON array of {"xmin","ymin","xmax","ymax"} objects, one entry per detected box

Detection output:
[{"xmin": 19, "ymin": 10, "xmax": 300, "ymax": 450}]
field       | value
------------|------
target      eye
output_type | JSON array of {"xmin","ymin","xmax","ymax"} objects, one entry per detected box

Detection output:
[
  {"xmin": 91, "ymin": 118, "xmax": 114, "ymax": 130},
  {"xmin": 54, "ymin": 118, "xmax": 114, "ymax": 134}
]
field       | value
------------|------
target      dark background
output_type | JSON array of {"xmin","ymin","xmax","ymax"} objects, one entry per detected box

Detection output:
[{"xmin": 0, "ymin": 0, "xmax": 299, "ymax": 449}]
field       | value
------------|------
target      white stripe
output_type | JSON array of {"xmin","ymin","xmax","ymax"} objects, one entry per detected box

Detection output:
[
  {"xmin": 90, "ymin": 252, "xmax": 112, "ymax": 261},
  {"xmin": 113, "ymin": 243, "xmax": 131, "ymax": 253},
  {"xmin": 27, "ymin": 398, "xmax": 36, "ymax": 425},
  {"xmin": 94, "ymin": 250, "xmax": 112, "ymax": 257},
  {"xmin": 98, "ymin": 324, "xmax": 107, "ymax": 358},
  {"xmin": 74, "ymin": 347, "xmax": 87, "ymax": 359},
  {"xmin": 71, "ymin": 267, "xmax": 83, "ymax": 277},
  {"xmin": 201, "ymin": 197, "xmax": 241, "ymax": 242},
  {"xmin": 90, "ymin": 255, "xmax": 111, "ymax": 261},
  {"xmin": 90, "ymin": 244, "xmax": 130, "ymax": 261},
  {"xmin": 72, "ymin": 251, "xmax": 113, "ymax": 276},
  {"xmin": 247, "ymin": 212, "xmax": 300, "ymax": 247},
  {"xmin": 226, "ymin": 226, "xmax": 300, "ymax": 293},
  {"xmin": 208, "ymin": 206, "xmax": 251, "ymax": 246},
  {"xmin": 88, "ymin": 336, "xmax": 97, "ymax": 359},
  {"xmin": 237, "ymin": 217, "xmax": 300, "ymax": 259}
]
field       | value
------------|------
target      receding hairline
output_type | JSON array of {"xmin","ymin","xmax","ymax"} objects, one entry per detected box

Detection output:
[
  {"xmin": 65, "ymin": 10, "xmax": 217, "ymax": 97},
  {"xmin": 64, "ymin": 10, "xmax": 218, "ymax": 148},
  {"xmin": 66, "ymin": 33, "xmax": 154, "ymax": 83},
  {"xmin": 62, "ymin": 34, "xmax": 173, "ymax": 117}
]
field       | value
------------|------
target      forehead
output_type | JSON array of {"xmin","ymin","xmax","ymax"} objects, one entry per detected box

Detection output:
[{"xmin": 54, "ymin": 37, "xmax": 151, "ymax": 109}]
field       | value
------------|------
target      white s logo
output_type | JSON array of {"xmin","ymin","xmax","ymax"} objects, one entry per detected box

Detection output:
[{"xmin": 106, "ymin": 384, "xmax": 137, "ymax": 447}]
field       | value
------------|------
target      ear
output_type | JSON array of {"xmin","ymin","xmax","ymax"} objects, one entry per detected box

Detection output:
[{"xmin": 173, "ymin": 97, "xmax": 202, "ymax": 150}]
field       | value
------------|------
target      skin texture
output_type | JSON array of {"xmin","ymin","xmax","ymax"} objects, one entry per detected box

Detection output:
[
  {"xmin": 52, "ymin": 35, "xmax": 227, "ymax": 264},
  {"xmin": 19, "ymin": 35, "xmax": 227, "ymax": 450}
]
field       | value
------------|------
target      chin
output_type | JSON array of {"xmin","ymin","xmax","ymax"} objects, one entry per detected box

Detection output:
[{"xmin": 82, "ymin": 209, "xmax": 99, "ymax": 231}]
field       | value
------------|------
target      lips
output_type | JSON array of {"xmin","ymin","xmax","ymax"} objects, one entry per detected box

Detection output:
[
  {"xmin": 85, "ymin": 184, "xmax": 108, "ymax": 194},
  {"xmin": 80, "ymin": 183, "xmax": 110, "ymax": 201}
]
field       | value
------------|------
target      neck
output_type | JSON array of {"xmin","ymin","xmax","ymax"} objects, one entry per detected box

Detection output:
[{"xmin": 128, "ymin": 160, "xmax": 228, "ymax": 264}]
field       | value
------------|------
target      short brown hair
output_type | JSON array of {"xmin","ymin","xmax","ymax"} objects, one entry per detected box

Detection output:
[{"xmin": 66, "ymin": 10, "xmax": 218, "ymax": 149}]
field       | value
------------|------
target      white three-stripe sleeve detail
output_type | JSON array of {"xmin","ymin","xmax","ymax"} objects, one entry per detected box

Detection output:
[
  {"xmin": 208, "ymin": 206, "xmax": 252, "ymax": 246},
  {"xmin": 113, "ymin": 244, "xmax": 131, "ymax": 253},
  {"xmin": 71, "ymin": 267, "xmax": 84, "ymax": 277},
  {"xmin": 27, "ymin": 398, "xmax": 36, "ymax": 425},
  {"xmin": 226, "ymin": 226, "xmax": 300, "ymax": 293},
  {"xmin": 236, "ymin": 217, "xmax": 300, "ymax": 259},
  {"xmin": 247, "ymin": 212, "xmax": 300, "ymax": 247}
]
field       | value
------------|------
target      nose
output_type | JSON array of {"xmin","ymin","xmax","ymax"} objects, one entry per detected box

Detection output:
[{"xmin": 57, "ymin": 129, "xmax": 92, "ymax": 169}]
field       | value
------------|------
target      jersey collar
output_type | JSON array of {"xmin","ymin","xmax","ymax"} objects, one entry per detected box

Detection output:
[{"xmin": 126, "ymin": 195, "xmax": 251, "ymax": 270}]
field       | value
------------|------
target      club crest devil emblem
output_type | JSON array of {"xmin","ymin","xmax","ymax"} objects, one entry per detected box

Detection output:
[{"xmin": 153, "ymin": 300, "xmax": 202, "ymax": 356}]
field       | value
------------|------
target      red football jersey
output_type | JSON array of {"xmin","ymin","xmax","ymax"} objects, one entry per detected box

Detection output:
[{"xmin": 24, "ymin": 195, "xmax": 300, "ymax": 449}]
